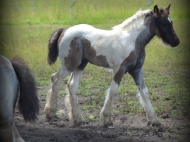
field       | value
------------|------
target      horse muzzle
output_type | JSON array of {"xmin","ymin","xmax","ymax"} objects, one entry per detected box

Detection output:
[{"xmin": 171, "ymin": 37, "xmax": 180, "ymax": 47}]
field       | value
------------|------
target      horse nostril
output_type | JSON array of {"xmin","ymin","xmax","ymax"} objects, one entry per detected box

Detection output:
[{"xmin": 175, "ymin": 38, "xmax": 180, "ymax": 46}]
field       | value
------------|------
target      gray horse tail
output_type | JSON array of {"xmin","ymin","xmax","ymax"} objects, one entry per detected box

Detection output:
[
  {"xmin": 11, "ymin": 57, "xmax": 39, "ymax": 123},
  {"xmin": 48, "ymin": 28, "xmax": 65, "ymax": 65}
]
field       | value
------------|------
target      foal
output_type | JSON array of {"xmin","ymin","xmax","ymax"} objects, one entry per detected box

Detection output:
[{"xmin": 44, "ymin": 4, "xmax": 180, "ymax": 127}]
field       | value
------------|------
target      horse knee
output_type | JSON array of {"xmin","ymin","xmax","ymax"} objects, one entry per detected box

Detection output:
[
  {"xmin": 109, "ymin": 80, "xmax": 119, "ymax": 98},
  {"xmin": 67, "ymin": 81, "xmax": 77, "ymax": 95},
  {"xmin": 51, "ymin": 72, "xmax": 57, "ymax": 83},
  {"xmin": 109, "ymin": 89, "xmax": 118, "ymax": 97}
]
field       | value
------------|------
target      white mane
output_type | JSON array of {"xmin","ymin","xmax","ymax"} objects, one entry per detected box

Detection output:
[{"xmin": 112, "ymin": 9, "xmax": 151, "ymax": 31}]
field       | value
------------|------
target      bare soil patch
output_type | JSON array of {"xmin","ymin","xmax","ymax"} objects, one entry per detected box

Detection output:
[{"xmin": 15, "ymin": 86, "xmax": 190, "ymax": 142}]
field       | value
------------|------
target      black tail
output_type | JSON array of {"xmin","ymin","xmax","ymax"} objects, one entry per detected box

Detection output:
[
  {"xmin": 11, "ymin": 57, "xmax": 39, "ymax": 123},
  {"xmin": 48, "ymin": 28, "xmax": 65, "ymax": 65}
]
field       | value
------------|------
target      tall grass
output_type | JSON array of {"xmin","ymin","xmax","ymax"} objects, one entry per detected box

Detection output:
[
  {"xmin": 0, "ymin": 0, "xmax": 189, "ymax": 117},
  {"xmin": 0, "ymin": 0, "xmax": 189, "ymax": 25}
]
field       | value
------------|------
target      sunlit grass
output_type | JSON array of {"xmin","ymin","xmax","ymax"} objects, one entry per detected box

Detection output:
[
  {"xmin": 0, "ymin": 0, "xmax": 189, "ymax": 117},
  {"xmin": 0, "ymin": 0, "xmax": 189, "ymax": 25}
]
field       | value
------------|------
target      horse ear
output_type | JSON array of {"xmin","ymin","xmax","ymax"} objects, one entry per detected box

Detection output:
[
  {"xmin": 166, "ymin": 4, "xmax": 171, "ymax": 13},
  {"xmin": 154, "ymin": 5, "xmax": 159, "ymax": 17}
]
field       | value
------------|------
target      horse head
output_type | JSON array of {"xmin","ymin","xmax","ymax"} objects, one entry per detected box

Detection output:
[{"xmin": 153, "ymin": 4, "xmax": 180, "ymax": 47}]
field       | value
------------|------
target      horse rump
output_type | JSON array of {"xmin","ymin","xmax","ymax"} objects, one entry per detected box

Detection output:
[{"xmin": 11, "ymin": 57, "xmax": 39, "ymax": 123}]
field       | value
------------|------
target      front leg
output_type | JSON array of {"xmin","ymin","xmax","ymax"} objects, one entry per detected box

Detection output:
[
  {"xmin": 129, "ymin": 68, "xmax": 160, "ymax": 126},
  {"xmin": 100, "ymin": 67, "xmax": 125, "ymax": 127}
]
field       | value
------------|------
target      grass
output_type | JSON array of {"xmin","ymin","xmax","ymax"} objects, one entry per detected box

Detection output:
[
  {"xmin": 0, "ymin": 0, "xmax": 190, "ymax": 118},
  {"xmin": 0, "ymin": 0, "xmax": 145, "ymax": 25},
  {"xmin": 0, "ymin": 0, "xmax": 189, "ymax": 25}
]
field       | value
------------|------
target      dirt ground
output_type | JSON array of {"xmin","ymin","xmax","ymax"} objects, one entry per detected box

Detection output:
[{"xmin": 15, "ymin": 86, "xmax": 190, "ymax": 142}]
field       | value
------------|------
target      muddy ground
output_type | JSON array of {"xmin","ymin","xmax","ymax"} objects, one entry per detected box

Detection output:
[{"xmin": 15, "ymin": 86, "xmax": 190, "ymax": 142}]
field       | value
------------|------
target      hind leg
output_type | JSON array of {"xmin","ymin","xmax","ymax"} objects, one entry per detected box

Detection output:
[
  {"xmin": 0, "ymin": 125, "xmax": 13, "ymax": 142},
  {"xmin": 44, "ymin": 66, "xmax": 70, "ymax": 121},
  {"xmin": 65, "ymin": 68, "xmax": 85, "ymax": 125},
  {"xmin": 0, "ymin": 120, "xmax": 24, "ymax": 142},
  {"xmin": 12, "ymin": 123, "xmax": 25, "ymax": 142},
  {"xmin": 51, "ymin": 69, "xmax": 59, "ymax": 83}
]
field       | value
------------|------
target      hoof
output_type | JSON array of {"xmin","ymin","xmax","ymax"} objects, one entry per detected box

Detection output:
[
  {"xmin": 45, "ymin": 112, "xmax": 56, "ymax": 122},
  {"xmin": 74, "ymin": 121, "xmax": 88, "ymax": 127},
  {"xmin": 77, "ymin": 121, "xmax": 89, "ymax": 127},
  {"xmin": 44, "ymin": 106, "xmax": 56, "ymax": 121},
  {"xmin": 152, "ymin": 121, "xmax": 161, "ymax": 127},
  {"xmin": 147, "ymin": 121, "xmax": 161, "ymax": 127},
  {"xmin": 73, "ymin": 117, "xmax": 87, "ymax": 126},
  {"xmin": 106, "ymin": 124, "xmax": 115, "ymax": 129},
  {"xmin": 147, "ymin": 121, "xmax": 151, "ymax": 126},
  {"xmin": 104, "ymin": 120, "xmax": 114, "ymax": 128},
  {"xmin": 45, "ymin": 115, "xmax": 53, "ymax": 122},
  {"xmin": 46, "ymin": 116, "xmax": 59, "ymax": 123}
]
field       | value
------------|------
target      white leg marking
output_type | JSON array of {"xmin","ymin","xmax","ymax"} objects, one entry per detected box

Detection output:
[
  {"xmin": 100, "ymin": 80, "xmax": 118, "ymax": 126},
  {"xmin": 65, "ymin": 69, "xmax": 85, "ymax": 125},
  {"xmin": 13, "ymin": 125, "xmax": 25, "ymax": 142},
  {"xmin": 138, "ymin": 86, "xmax": 159, "ymax": 125}
]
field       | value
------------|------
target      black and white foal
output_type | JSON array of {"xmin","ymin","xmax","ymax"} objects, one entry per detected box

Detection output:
[{"xmin": 44, "ymin": 4, "xmax": 180, "ymax": 127}]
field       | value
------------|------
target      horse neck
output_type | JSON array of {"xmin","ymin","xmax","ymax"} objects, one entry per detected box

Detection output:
[
  {"xmin": 128, "ymin": 15, "xmax": 155, "ymax": 49},
  {"xmin": 113, "ymin": 10, "xmax": 151, "ymax": 31},
  {"xmin": 113, "ymin": 10, "xmax": 155, "ymax": 49},
  {"xmin": 135, "ymin": 16, "xmax": 155, "ymax": 48}
]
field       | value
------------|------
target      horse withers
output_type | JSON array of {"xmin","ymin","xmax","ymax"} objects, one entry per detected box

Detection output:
[
  {"xmin": 0, "ymin": 55, "xmax": 39, "ymax": 142},
  {"xmin": 44, "ymin": 4, "xmax": 180, "ymax": 128}
]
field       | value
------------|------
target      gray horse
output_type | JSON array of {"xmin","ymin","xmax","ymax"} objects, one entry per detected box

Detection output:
[{"xmin": 0, "ymin": 55, "xmax": 39, "ymax": 142}]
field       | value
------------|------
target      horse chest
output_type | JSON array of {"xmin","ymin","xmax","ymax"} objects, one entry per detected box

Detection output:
[{"xmin": 121, "ymin": 50, "xmax": 145, "ymax": 72}]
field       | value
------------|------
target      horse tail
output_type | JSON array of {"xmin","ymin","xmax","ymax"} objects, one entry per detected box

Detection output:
[
  {"xmin": 11, "ymin": 57, "xmax": 39, "ymax": 123},
  {"xmin": 48, "ymin": 28, "xmax": 65, "ymax": 65}
]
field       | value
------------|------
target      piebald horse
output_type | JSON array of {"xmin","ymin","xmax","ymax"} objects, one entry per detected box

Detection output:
[
  {"xmin": 44, "ymin": 5, "xmax": 180, "ymax": 127},
  {"xmin": 0, "ymin": 55, "xmax": 39, "ymax": 142}
]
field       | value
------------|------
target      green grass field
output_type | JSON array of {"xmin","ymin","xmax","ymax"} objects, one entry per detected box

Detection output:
[{"xmin": 0, "ymin": 0, "xmax": 190, "ymax": 117}]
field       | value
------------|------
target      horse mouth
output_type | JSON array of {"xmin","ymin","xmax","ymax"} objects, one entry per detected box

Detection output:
[
  {"xmin": 163, "ymin": 36, "xmax": 180, "ymax": 47},
  {"xmin": 171, "ymin": 38, "xmax": 180, "ymax": 47}
]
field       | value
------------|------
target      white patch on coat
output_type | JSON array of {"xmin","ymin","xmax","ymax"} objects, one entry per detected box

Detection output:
[
  {"xmin": 100, "ymin": 80, "xmax": 118, "ymax": 120},
  {"xmin": 137, "ymin": 86, "xmax": 159, "ymax": 123},
  {"xmin": 138, "ymin": 87, "xmax": 154, "ymax": 112},
  {"xmin": 168, "ymin": 16, "xmax": 172, "ymax": 23}
]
